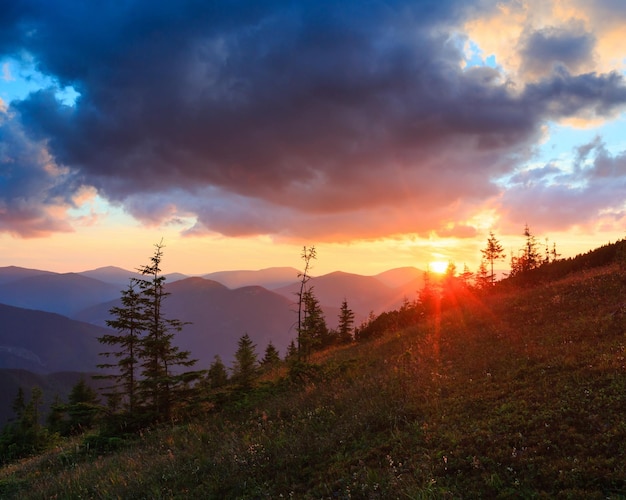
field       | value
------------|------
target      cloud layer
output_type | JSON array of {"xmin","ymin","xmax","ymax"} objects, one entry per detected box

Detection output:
[{"xmin": 1, "ymin": 0, "xmax": 626, "ymax": 240}]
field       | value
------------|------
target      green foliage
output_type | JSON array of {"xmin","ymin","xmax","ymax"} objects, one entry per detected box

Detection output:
[
  {"xmin": 205, "ymin": 355, "xmax": 229, "ymax": 389},
  {"xmin": 231, "ymin": 333, "xmax": 259, "ymax": 390},
  {"xmin": 0, "ymin": 387, "xmax": 56, "ymax": 464},
  {"xmin": 300, "ymin": 289, "xmax": 331, "ymax": 353},
  {"xmin": 97, "ymin": 282, "xmax": 144, "ymax": 413},
  {"xmin": 337, "ymin": 298, "xmax": 355, "ymax": 344},
  {"xmin": 260, "ymin": 342, "xmax": 281, "ymax": 370}
]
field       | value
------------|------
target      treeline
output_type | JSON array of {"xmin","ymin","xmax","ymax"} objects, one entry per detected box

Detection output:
[{"xmin": 0, "ymin": 244, "xmax": 359, "ymax": 463}]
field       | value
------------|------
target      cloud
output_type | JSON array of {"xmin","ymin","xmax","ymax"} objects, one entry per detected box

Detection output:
[
  {"xmin": 0, "ymin": 108, "xmax": 76, "ymax": 237},
  {"xmin": 519, "ymin": 22, "xmax": 596, "ymax": 78},
  {"xmin": 1, "ymin": 0, "xmax": 626, "ymax": 241},
  {"xmin": 499, "ymin": 139, "xmax": 626, "ymax": 233}
]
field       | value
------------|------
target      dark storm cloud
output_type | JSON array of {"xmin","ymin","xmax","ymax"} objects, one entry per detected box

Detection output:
[
  {"xmin": 2, "ymin": 0, "xmax": 626, "ymax": 240},
  {"xmin": 0, "ymin": 108, "xmax": 76, "ymax": 236},
  {"xmin": 519, "ymin": 23, "xmax": 595, "ymax": 78}
]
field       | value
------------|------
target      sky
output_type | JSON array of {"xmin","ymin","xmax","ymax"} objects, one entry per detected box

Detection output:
[{"xmin": 0, "ymin": 0, "xmax": 625, "ymax": 277}]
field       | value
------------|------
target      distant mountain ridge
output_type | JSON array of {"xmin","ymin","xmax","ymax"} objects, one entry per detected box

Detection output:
[
  {"xmin": 204, "ymin": 267, "xmax": 300, "ymax": 290},
  {"xmin": 0, "ymin": 303, "xmax": 109, "ymax": 373},
  {"xmin": 74, "ymin": 277, "xmax": 297, "ymax": 366},
  {"xmin": 0, "ymin": 264, "xmax": 425, "ymax": 367}
]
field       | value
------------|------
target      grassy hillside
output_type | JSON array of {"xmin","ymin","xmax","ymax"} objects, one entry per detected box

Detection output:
[{"xmin": 1, "ymin": 263, "xmax": 625, "ymax": 498}]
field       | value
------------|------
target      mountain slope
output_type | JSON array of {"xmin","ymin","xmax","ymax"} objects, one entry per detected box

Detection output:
[
  {"xmin": 274, "ymin": 271, "xmax": 409, "ymax": 323},
  {"xmin": 75, "ymin": 277, "xmax": 297, "ymax": 366},
  {"xmin": 0, "ymin": 304, "xmax": 110, "ymax": 373},
  {"xmin": 79, "ymin": 266, "xmax": 188, "ymax": 287},
  {"xmin": 0, "ymin": 273, "xmax": 120, "ymax": 317},
  {"xmin": 204, "ymin": 267, "xmax": 299, "ymax": 290},
  {"xmin": 0, "ymin": 266, "xmax": 54, "ymax": 285}
]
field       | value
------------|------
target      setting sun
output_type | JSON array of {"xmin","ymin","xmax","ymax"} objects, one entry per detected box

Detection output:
[{"xmin": 430, "ymin": 260, "xmax": 449, "ymax": 274}]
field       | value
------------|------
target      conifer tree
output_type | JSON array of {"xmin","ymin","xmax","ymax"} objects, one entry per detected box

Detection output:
[
  {"xmin": 261, "ymin": 341, "xmax": 281, "ymax": 369},
  {"xmin": 97, "ymin": 282, "xmax": 144, "ymax": 413},
  {"xmin": 66, "ymin": 379, "xmax": 101, "ymax": 434},
  {"xmin": 231, "ymin": 333, "xmax": 259, "ymax": 390},
  {"xmin": 475, "ymin": 259, "xmax": 492, "ymax": 290},
  {"xmin": 481, "ymin": 231, "xmax": 506, "ymax": 285},
  {"xmin": 297, "ymin": 245, "xmax": 316, "ymax": 359},
  {"xmin": 301, "ymin": 289, "xmax": 329, "ymax": 353},
  {"xmin": 337, "ymin": 299, "xmax": 355, "ymax": 344},
  {"xmin": 206, "ymin": 355, "xmax": 229, "ymax": 389},
  {"xmin": 97, "ymin": 241, "xmax": 201, "ymax": 425},
  {"xmin": 0, "ymin": 387, "xmax": 53, "ymax": 463},
  {"xmin": 459, "ymin": 264, "xmax": 474, "ymax": 288},
  {"xmin": 418, "ymin": 271, "xmax": 437, "ymax": 313},
  {"xmin": 285, "ymin": 340, "xmax": 298, "ymax": 362},
  {"xmin": 135, "ymin": 241, "xmax": 200, "ymax": 422}
]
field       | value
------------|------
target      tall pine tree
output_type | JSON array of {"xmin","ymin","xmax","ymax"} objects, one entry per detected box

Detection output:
[{"xmin": 135, "ymin": 241, "xmax": 200, "ymax": 422}]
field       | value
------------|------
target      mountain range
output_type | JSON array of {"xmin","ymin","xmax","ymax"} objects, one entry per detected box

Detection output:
[{"xmin": 0, "ymin": 264, "xmax": 424, "ymax": 424}]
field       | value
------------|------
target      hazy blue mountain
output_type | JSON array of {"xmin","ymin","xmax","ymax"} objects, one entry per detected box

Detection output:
[
  {"xmin": 0, "ymin": 273, "xmax": 120, "ymax": 317},
  {"xmin": 0, "ymin": 266, "xmax": 54, "ymax": 285},
  {"xmin": 0, "ymin": 303, "xmax": 110, "ymax": 373},
  {"xmin": 273, "ymin": 271, "xmax": 402, "ymax": 321},
  {"xmin": 75, "ymin": 277, "xmax": 297, "ymax": 367},
  {"xmin": 204, "ymin": 267, "xmax": 299, "ymax": 290},
  {"xmin": 79, "ymin": 266, "xmax": 188, "ymax": 287}
]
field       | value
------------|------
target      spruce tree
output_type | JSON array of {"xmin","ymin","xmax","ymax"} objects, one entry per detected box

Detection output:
[
  {"xmin": 231, "ymin": 333, "xmax": 259, "ymax": 390},
  {"xmin": 97, "ymin": 241, "xmax": 201, "ymax": 425},
  {"xmin": 97, "ymin": 282, "xmax": 145, "ymax": 413},
  {"xmin": 261, "ymin": 341, "xmax": 281, "ymax": 369},
  {"xmin": 135, "ymin": 241, "xmax": 200, "ymax": 422},
  {"xmin": 481, "ymin": 231, "xmax": 506, "ymax": 285},
  {"xmin": 301, "ymin": 289, "xmax": 329, "ymax": 353},
  {"xmin": 337, "ymin": 299, "xmax": 355, "ymax": 344},
  {"xmin": 66, "ymin": 379, "xmax": 101, "ymax": 434},
  {"xmin": 206, "ymin": 355, "xmax": 229, "ymax": 389}
]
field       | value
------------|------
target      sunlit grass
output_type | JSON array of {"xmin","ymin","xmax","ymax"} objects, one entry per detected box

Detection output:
[{"xmin": 1, "ymin": 265, "xmax": 625, "ymax": 498}]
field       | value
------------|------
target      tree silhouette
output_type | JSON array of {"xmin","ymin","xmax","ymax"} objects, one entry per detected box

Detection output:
[
  {"xmin": 261, "ymin": 341, "xmax": 281, "ymax": 369},
  {"xmin": 297, "ymin": 245, "xmax": 316, "ymax": 359},
  {"xmin": 97, "ymin": 241, "xmax": 201, "ymax": 425},
  {"xmin": 337, "ymin": 299, "xmax": 355, "ymax": 344},
  {"xmin": 231, "ymin": 333, "xmax": 259, "ymax": 390},
  {"xmin": 66, "ymin": 379, "xmax": 101, "ymax": 434},
  {"xmin": 0, "ymin": 387, "xmax": 53, "ymax": 463},
  {"xmin": 97, "ymin": 282, "xmax": 144, "ymax": 413},
  {"xmin": 135, "ymin": 241, "xmax": 200, "ymax": 422},
  {"xmin": 481, "ymin": 231, "xmax": 506, "ymax": 285},
  {"xmin": 206, "ymin": 355, "xmax": 229, "ymax": 389},
  {"xmin": 301, "ymin": 289, "xmax": 329, "ymax": 353}
]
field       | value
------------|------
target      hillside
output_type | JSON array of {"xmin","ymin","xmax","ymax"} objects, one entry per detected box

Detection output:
[
  {"xmin": 0, "ymin": 303, "xmax": 111, "ymax": 374},
  {"xmin": 2, "ymin": 260, "xmax": 624, "ymax": 498}
]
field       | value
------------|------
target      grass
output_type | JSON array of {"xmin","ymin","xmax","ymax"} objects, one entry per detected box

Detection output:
[{"xmin": 1, "ymin": 264, "xmax": 625, "ymax": 498}]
